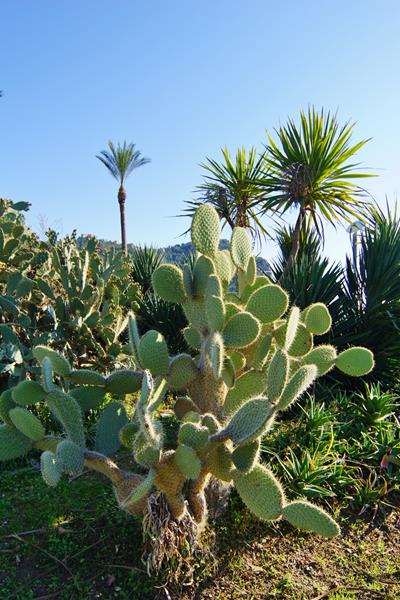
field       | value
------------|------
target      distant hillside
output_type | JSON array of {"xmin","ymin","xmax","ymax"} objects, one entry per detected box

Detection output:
[
  {"xmin": 77, "ymin": 236, "xmax": 271, "ymax": 275},
  {"xmin": 163, "ymin": 239, "xmax": 271, "ymax": 275}
]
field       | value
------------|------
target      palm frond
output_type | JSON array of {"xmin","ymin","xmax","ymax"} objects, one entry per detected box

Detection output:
[
  {"xmin": 262, "ymin": 107, "xmax": 374, "ymax": 234},
  {"xmin": 96, "ymin": 141, "xmax": 150, "ymax": 184},
  {"xmin": 184, "ymin": 147, "xmax": 269, "ymax": 243}
]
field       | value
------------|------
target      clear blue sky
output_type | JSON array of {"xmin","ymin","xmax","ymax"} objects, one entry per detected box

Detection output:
[{"xmin": 1, "ymin": 0, "xmax": 399, "ymax": 263}]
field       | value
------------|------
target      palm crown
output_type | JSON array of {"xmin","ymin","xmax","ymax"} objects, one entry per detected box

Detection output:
[
  {"xmin": 262, "ymin": 107, "xmax": 374, "ymax": 264},
  {"xmin": 96, "ymin": 141, "xmax": 150, "ymax": 185},
  {"xmin": 185, "ymin": 147, "xmax": 268, "ymax": 240}
]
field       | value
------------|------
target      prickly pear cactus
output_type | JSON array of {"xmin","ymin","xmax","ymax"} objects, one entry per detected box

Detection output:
[
  {"xmin": 0, "ymin": 200, "xmax": 141, "ymax": 384},
  {"xmin": 0, "ymin": 206, "xmax": 374, "ymax": 552}
]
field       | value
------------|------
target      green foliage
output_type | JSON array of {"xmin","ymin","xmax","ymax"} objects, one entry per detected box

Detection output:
[
  {"xmin": 95, "ymin": 401, "xmax": 128, "ymax": 456},
  {"xmin": 96, "ymin": 141, "xmax": 150, "ymax": 185},
  {"xmin": 262, "ymin": 106, "xmax": 373, "ymax": 238},
  {"xmin": 0, "ymin": 204, "xmax": 376, "ymax": 577},
  {"xmin": 130, "ymin": 245, "xmax": 163, "ymax": 294},
  {"xmin": 184, "ymin": 147, "xmax": 268, "ymax": 239},
  {"xmin": 271, "ymin": 225, "xmax": 343, "ymax": 320},
  {"xmin": 0, "ymin": 200, "xmax": 141, "ymax": 387},
  {"xmin": 334, "ymin": 204, "xmax": 400, "ymax": 383},
  {"xmin": 0, "ymin": 423, "xmax": 32, "ymax": 460}
]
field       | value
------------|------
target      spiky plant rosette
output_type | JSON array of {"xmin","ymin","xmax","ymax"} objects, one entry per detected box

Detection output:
[{"xmin": 0, "ymin": 205, "xmax": 374, "ymax": 575}]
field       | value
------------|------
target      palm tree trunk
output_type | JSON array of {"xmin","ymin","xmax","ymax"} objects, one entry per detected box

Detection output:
[
  {"xmin": 235, "ymin": 197, "xmax": 250, "ymax": 228},
  {"xmin": 287, "ymin": 207, "xmax": 305, "ymax": 268},
  {"xmin": 118, "ymin": 185, "xmax": 128, "ymax": 255}
]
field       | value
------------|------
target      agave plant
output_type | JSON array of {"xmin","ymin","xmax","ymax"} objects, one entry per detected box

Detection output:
[{"xmin": 262, "ymin": 107, "xmax": 373, "ymax": 266}]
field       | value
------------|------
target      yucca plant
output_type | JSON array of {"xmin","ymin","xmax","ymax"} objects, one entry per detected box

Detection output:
[
  {"xmin": 262, "ymin": 107, "xmax": 373, "ymax": 266},
  {"xmin": 185, "ymin": 147, "xmax": 268, "ymax": 241},
  {"xmin": 136, "ymin": 293, "xmax": 188, "ymax": 355},
  {"xmin": 130, "ymin": 246, "xmax": 164, "ymax": 294},
  {"xmin": 271, "ymin": 225, "xmax": 343, "ymax": 323},
  {"xmin": 96, "ymin": 141, "xmax": 150, "ymax": 255},
  {"xmin": 334, "ymin": 203, "xmax": 400, "ymax": 383}
]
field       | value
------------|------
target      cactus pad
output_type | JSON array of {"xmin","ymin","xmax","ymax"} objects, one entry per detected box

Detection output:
[
  {"xmin": 69, "ymin": 370, "xmax": 106, "ymax": 387},
  {"xmin": 230, "ymin": 227, "xmax": 252, "ymax": 271},
  {"xmin": 223, "ymin": 311, "xmax": 261, "ymax": 348},
  {"xmin": 56, "ymin": 439, "xmax": 84, "ymax": 475},
  {"xmin": 175, "ymin": 444, "xmax": 202, "ymax": 479},
  {"xmin": 46, "ymin": 390, "xmax": 85, "ymax": 447},
  {"xmin": 168, "ymin": 354, "xmax": 198, "ymax": 389},
  {"xmin": 138, "ymin": 330, "xmax": 170, "ymax": 376},
  {"xmin": 209, "ymin": 332, "xmax": 224, "ymax": 379},
  {"xmin": 302, "ymin": 345, "xmax": 337, "ymax": 376},
  {"xmin": 12, "ymin": 380, "xmax": 46, "ymax": 406},
  {"xmin": 223, "ymin": 398, "xmax": 273, "ymax": 445},
  {"xmin": 119, "ymin": 421, "xmax": 140, "ymax": 448},
  {"xmin": 183, "ymin": 326, "xmax": 201, "ymax": 350},
  {"xmin": 95, "ymin": 401, "xmax": 128, "ymax": 456},
  {"xmin": 246, "ymin": 285, "xmax": 289, "ymax": 323},
  {"xmin": 206, "ymin": 294, "xmax": 225, "ymax": 332},
  {"xmin": 303, "ymin": 303, "xmax": 332, "ymax": 335},
  {"xmin": 282, "ymin": 500, "xmax": 339, "ymax": 537},
  {"xmin": 207, "ymin": 444, "xmax": 234, "ymax": 482},
  {"xmin": 40, "ymin": 451, "xmax": 62, "ymax": 487},
  {"xmin": 267, "ymin": 349, "xmax": 289, "ymax": 402},
  {"xmin": 0, "ymin": 424, "xmax": 32, "ymax": 461},
  {"xmin": 33, "ymin": 346, "xmax": 71, "ymax": 377},
  {"xmin": 0, "ymin": 390, "xmax": 16, "ymax": 426},
  {"xmin": 277, "ymin": 365, "xmax": 317, "ymax": 410},
  {"xmin": 234, "ymin": 464, "xmax": 285, "ymax": 520},
  {"xmin": 232, "ymin": 439, "xmax": 260, "ymax": 473},
  {"xmin": 106, "ymin": 369, "xmax": 142, "ymax": 394},
  {"xmin": 70, "ymin": 386, "xmax": 106, "ymax": 411},
  {"xmin": 178, "ymin": 422, "xmax": 209, "ymax": 450},
  {"xmin": 192, "ymin": 255, "xmax": 215, "ymax": 296},
  {"xmin": 9, "ymin": 407, "xmax": 45, "ymax": 441},
  {"xmin": 335, "ymin": 347, "xmax": 374, "ymax": 376},
  {"xmin": 225, "ymin": 370, "xmax": 268, "ymax": 415},
  {"xmin": 152, "ymin": 264, "xmax": 187, "ymax": 304},
  {"xmin": 191, "ymin": 204, "xmax": 220, "ymax": 256}
]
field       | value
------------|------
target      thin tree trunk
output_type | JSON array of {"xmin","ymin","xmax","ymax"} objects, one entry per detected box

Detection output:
[
  {"xmin": 235, "ymin": 197, "xmax": 249, "ymax": 228},
  {"xmin": 118, "ymin": 185, "xmax": 128, "ymax": 255},
  {"xmin": 287, "ymin": 207, "xmax": 305, "ymax": 269}
]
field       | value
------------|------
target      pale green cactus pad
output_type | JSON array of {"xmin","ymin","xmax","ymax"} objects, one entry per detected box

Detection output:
[{"xmin": 282, "ymin": 501, "xmax": 340, "ymax": 537}]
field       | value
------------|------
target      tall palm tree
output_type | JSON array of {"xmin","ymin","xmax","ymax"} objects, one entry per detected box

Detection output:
[
  {"xmin": 262, "ymin": 107, "xmax": 374, "ymax": 267},
  {"xmin": 185, "ymin": 147, "xmax": 268, "ymax": 242},
  {"xmin": 97, "ymin": 141, "xmax": 150, "ymax": 254}
]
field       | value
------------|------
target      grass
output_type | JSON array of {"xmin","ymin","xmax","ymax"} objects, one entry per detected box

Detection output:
[{"xmin": 1, "ymin": 459, "xmax": 399, "ymax": 600}]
